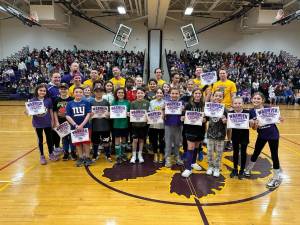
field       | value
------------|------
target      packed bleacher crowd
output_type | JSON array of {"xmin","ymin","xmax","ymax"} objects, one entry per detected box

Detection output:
[
  {"xmin": 166, "ymin": 49, "xmax": 300, "ymax": 104},
  {"xmin": 0, "ymin": 46, "xmax": 144, "ymax": 99}
]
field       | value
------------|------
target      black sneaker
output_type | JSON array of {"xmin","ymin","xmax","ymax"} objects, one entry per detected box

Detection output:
[
  {"xmin": 225, "ymin": 141, "xmax": 232, "ymax": 151},
  {"xmin": 230, "ymin": 169, "xmax": 238, "ymax": 178},
  {"xmin": 62, "ymin": 153, "xmax": 69, "ymax": 161},
  {"xmin": 85, "ymin": 158, "xmax": 93, "ymax": 166},
  {"xmin": 238, "ymin": 170, "xmax": 245, "ymax": 180},
  {"xmin": 116, "ymin": 157, "xmax": 123, "ymax": 164},
  {"xmin": 75, "ymin": 158, "xmax": 84, "ymax": 167},
  {"xmin": 121, "ymin": 154, "xmax": 128, "ymax": 162},
  {"xmin": 71, "ymin": 151, "xmax": 78, "ymax": 161}
]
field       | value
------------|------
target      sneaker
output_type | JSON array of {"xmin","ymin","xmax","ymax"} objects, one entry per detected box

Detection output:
[
  {"xmin": 197, "ymin": 150, "xmax": 203, "ymax": 161},
  {"xmin": 159, "ymin": 153, "xmax": 164, "ymax": 163},
  {"xmin": 181, "ymin": 169, "xmax": 192, "ymax": 178},
  {"xmin": 105, "ymin": 156, "xmax": 113, "ymax": 162},
  {"xmin": 53, "ymin": 147, "xmax": 63, "ymax": 156},
  {"xmin": 130, "ymin": 155, "xmax": 136, "ymax": 164},
  {"xmin": 213, "ymin": 168, "xmax": 220, "ymax": 177},
  {"xmin": 244, "ymin": 169, "xmax": 251, "ymax": 177},
  {"xmin": 165, "ymin": 157, "xmax": 172, "ymax": 168},
  {"xmin": 266, "ymin": 177, "xmax": 282, "ymax": 189},
  {"xmin": 121, "ymin": 154, "xmax": 128, "ymax": 162},
  {"xmin": 230, "ymin": 169, "xmax": 238, "ymax": 178},
  {"xmin": 206, "ymin": 167, "xmax": 214, "ymax": 175},
  {"xmin": 62, "ymin": 153, "xmax": 69, "ymax": 161},
  {"xmin": 76, "ymin": 158, "xmax": 84, "ymax": 167},
  {"xmin": 71, "ymin": 151, "xmax": 78, "ymax": 161},
  {"xmin": 191, "ymin": 163, "xmax": 202, "ymax": 171},
  {"xmin": 225, "ymin": 141, "xmax": 232, "ymax": 150},
  {"xmin": 238, "ymin": 170, "xmax": 245, "ymax": 179},
  {"xmin": 116, "ymin": 157, "xmax": 123, "ymax": 165},
  {"xmin": 84, "ymin": 158, "xmax": 93, "ymax": 166},
  {"xmin": 138, "ymin": 153, "xmax": 144, "ymax": 163},
  {"xmin": 49, "ymin": 153, "xmax": 59, "ymax": 161},
  {"xmin": 175, "ymin": 156, "xmax": 184, "ymax": 166},
  {"xmin": 40, "ymin": 155, "xmax": 47, "ymax": 165},
  {"xmin": 153, "ymin": 153, "xmax": 158, "ymax": 163}
]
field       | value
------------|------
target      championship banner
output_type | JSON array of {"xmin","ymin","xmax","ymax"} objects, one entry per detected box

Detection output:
[
  {"xmin": 256, "ymin": 107, "xmax": 280, "ymax": 126},
  {"xmin": 71, "ymin": 128, "xmax": 90, "ymax": 144},
  {"xmin": 110, "ymin": 105, "xmax": 127, "ymax": 119},
  {"xmin": 147, "ymin": 111, "xmax": 164, "ymax": 124},
  {"xmin": 200, "ymin": 71, "xmax": 217, "ymax": 85},
  {"xmin": 184, "ymin": 111, "xmax": 204, "ymax": 126},
  {"xmin": 91, "ymin": 106, "xmax": 108, "ymax": 118},
  {"xmin": 204, "ymin": 102, "xmax": 225, "ymax": 118},
  {"xmin": 54, "ymin": 121, "xmax": 71, "ymax": 138},
  {"xmin": 227, "ymin": 113, "xmax": 249, "ymax": 129},
  {"xmin": 130, "ymin": 110, "xmax": 147, "ymax": 122},
  {"xmin": 25, "ymin": 101, "xmax": 46, "ymax": 116},
  {"xmin": 165, "ymin": 101, "xmax": 182, "ymax": 115}
]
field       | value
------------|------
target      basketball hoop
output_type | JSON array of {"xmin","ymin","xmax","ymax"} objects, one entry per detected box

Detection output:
[
  {"xmin": 275, "ymin": 9, "xmax": 284, "ymax": 20},
  {"xmin": 30, "ymin": 11, "xmax": 39, "ymax": 22}
]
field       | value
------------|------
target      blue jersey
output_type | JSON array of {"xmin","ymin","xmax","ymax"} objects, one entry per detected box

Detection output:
[{"xmin": 66, "ymin": 99, "xmax": 91, "ymax": 128}]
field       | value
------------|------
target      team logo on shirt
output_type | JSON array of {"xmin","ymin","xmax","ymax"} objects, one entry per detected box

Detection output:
[{"xmin": 72, "ymin": 106, "xmax": 85, "ymax": 117}]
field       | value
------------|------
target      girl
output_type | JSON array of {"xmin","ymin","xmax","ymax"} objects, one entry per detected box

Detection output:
[
  {"xmin": 181, "ymin": 89, "xmax": 206, "ymax": 177},
  {"xmin": 146, "ymin": 79, "xmax": 158, "ymax": 101},
  {"xmin": 245, "ymin": 92, "xmax": 283, "ymax": 189},
  {"xmin": 206, "ymin": 91, "xmax": 227, "ymax": 177},
  {"xmin": 164, "ymin": 88, "xmax": 184, "ymax": 168},
  {"xmin": 135, "ymin": 76, "xmax": 144, "ymax": 88},
  {"xmin": 103, "ymin": 81, "xmax": 114, "ymax": 105},
  {"xmin": 27, "ymin": 84, "xmax": 58, "ymax": 165},
  {"xmin": 229, "ymin": 97, "xmax": 250, "ymax": 179},
  {"xmin": 111, "ymin": 87, "xmax": 131, "ymax": 164},
  {"xmin": 90, "ymin": 84, "xmax": 112, "ymax": 162},
  {"xmin": 162, "ymin": 83, "xmax": 171, "ymax": 101},
  {"xmin": 130, "ymin": 88, "xmax": 150, "ymax": 163},
  {"xmin": 148, "ymin": 88, "xmax": 165, "ymax": 163},
  {"xmin": 66, "ymin": 87, "xmax": 91, "ymax": 167},
  {"xmin": 83, "ymin": 85, "xmax": 94, "ymax": 103}
]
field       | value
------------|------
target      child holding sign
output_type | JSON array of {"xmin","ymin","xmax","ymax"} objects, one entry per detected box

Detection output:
[
  {"xmin": 66, "ymin": 87, "xmax": 91, "ymax": 167},
  {"xmin": 111, "ymin": 87, "xmax": 130, "ymax": 164},
  {"xmin": 129, "ymin": 88, "xmax": 150, "ymax": 163},
  {"xmin": 206, "ymin": 91, "xmax": 227, "ymax": 177},
  {"xmin": 164, "ymin": 88, "xmax": 184, "ymax": 168},
  {"xmin": 90, "ymin": 84, "xmax": 111, "ymax": 162},
  {"xmin": 27, "ymin": 84, "xmax": 58, "ymax": 165},
  {"xmin": 245, "ymin": 92, "xmax": 283, "ymax": 189},
  {"xmin": 181, "ymin": 89, "xmax": 205, "ymax": 177}
]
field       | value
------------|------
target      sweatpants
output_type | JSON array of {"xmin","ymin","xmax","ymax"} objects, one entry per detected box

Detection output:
[
  {"xmin": 165, "ymin": 125, "xmax": 181, "ymax": 159},
  {"xmin": 35, "ymin": 127, "xmax": 53, "ymax": 156},
  {"xmin": 207, "ymin": 139, "xmax": 224, "ymax": 169}
]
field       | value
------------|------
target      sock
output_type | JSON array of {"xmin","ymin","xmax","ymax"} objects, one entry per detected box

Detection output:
[
  {"xmin": 104, "ymin": 146, "xmax": 110, "ymax": 157},
  {"xmin": 185, "ymin": 150, "xmax": 194, "ymax": 170},
  {"xmin": 93, "ymin": 145, "xmax": 98, "ymax": 158},
  {"xmin": 247, "ymin": 161, "xmax": 256, "ymax": 171},
  {"xmin": 132, "ymin": 151, "xmax": 136, "ymax": 158},
  {"xmin": 115, "ymin": 145, "xmax": 121, "ymax": 157},
  {"xmin": 273, "ymin": 168, "xmax": 281, "ymax": 179}
]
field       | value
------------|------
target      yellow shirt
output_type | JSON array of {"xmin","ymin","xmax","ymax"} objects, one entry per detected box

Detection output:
[
  {"xmin": 68, "ymin": 84, "xmax": 84, "ymax": 97},
  {"xmin": 193, "ymin": 78, "xmax": 205, "ymax": 89},
  {"xmin": 212, "ymin": 79, "xmax": 237, "ymax": 108},
  {"xmin": 83, "ymin": 79, "xmax": 94, "ymax": 89},
  {"xmin": 157, "ymin": 79, "xmax": 166, "ymax": 87},
  {"xmin": 110, "ymin": 77, "xmax": 126, "ymax": 89}
]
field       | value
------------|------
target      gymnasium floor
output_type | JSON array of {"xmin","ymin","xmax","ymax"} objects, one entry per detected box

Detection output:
[{"xmin": 0, "ymin": 101, "xmax": 299, "ymax": 225}]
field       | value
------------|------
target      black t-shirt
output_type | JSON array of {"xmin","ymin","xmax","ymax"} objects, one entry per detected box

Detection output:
[
  {"xmin": 53, "ymin": 96, "xmax": 74, "ymax": 123},
  {"xmin": 230, "ymin": 109, "xmax": 250, "ymax": 144},
  {"xmin": 91, "ymin": 98, "xmax": 110, "ymax": 132}
]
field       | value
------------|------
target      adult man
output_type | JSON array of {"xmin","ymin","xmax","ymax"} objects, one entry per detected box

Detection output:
[
  {"xmin": 110, "ymin": 66, "xmax": 126, "ymax": 89},
  {"xmin": 61, "ymin": 62, "xmax": 84, "ymax": 85},
  {"xmin": 68, "ymin": 74, "xmax": 84, "ymax": 97},
  {"xmin": 193, "ymin": 66, "xmax": 211, "ymax": 102},
  {"xmin": 154, "ymin": 68, "xmax": 166, "ymax": 87},
  {"xmin": 83, "ymin": 69, "xmax": 101, "ymax": 89}
]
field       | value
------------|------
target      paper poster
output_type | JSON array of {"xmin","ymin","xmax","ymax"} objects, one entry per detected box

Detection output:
[
  {"xmin": 227, "ymin": 113, "xmax": 249, "ymax": 129},
  {"xmin": 147, "ymin": 111, "xmax": 164, "ymax": 124},
  {"xmin": 91, "ymin": 106, "xmax": 108, "ymax": 118},
  {"xmin": 200, "ymin": 71, "xmax": 217, "ymax": 85},
  {"xmin": 204, "ymin": 102, "xmax": 225, "ymax": 118},
  {"xmin": 71, "ymin": 128, "xmax": 90, "ymax": 144},
  {"xmin": 110, "ymin": 105, "xmax": 127, "ymax": 119},
  {"xmin": 130, "ymin": 110, "xmax": 147, "ymax": 122},
  {"xmin": 184, "ymin": 111, "xmax": 204, "ymax": 126},
  {"xmin": 25, "ymin": 101, "xmax": 46, "ymax": 116},
  {"xmin": 165, "ymin": 101, "xmax": 182, "ymax": 115},
  {"xmin": 256, "ymin": 107, "xmax": 280, "ymax": 126},
  {"xmin": 54, "ymin": 121, "xmax": 71, "ymax": 138}
]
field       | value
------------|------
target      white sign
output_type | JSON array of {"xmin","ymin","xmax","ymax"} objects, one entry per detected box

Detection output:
[
  {"xmin": 165, "ymin": 101, "xmax": 182, "ymax": 115},
  {"xmin": 256, "ymin": 107, "xmax": 280, "ymax": 126},
  {"xmin": 147, "ymin": 111, "xmax": 164, "ymax": 124},
  {"xmin": 130, "ymin": 110, "xmax": 147, "ymax": 122},
  {"xmin": 200, "ymin": 71, "xmax": 217, "ymax": 85},
  {"xmin": 92, "ymin": 106, "xmax": 108, "ymax": 118},
  {"xmin": 71, "ymin": 128, "xmax": 90, "ymax": 144},
  {"xmin": 54, "ymin": 121, "xmax": 71, "ymax": 138},
  {"xmin": 204, "ymin": 102, "xmax": 225, "ymax": 118},
  {"xmin": 25, "ymin": 101, "xmax": 46, "ymax": 116},
  {"xmin": 110, "ymin": 105, "xmax": 127, "ymax": 119},
  {"xmin": 184, "ymin": 111, "xmax": 204, "ymax": 126},
  {"xmin": 227, "ymin": 113, "xmax": 249, "ymax": 129}
]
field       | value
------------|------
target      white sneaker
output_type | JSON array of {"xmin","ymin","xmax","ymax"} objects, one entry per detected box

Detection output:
[
  {"xmin": 206, "ymin": 167, "xmax": 214, "ymax": 175},
  {"xmin": 191, "ymin": 163, "xmax": 202, "ymax": 171},
  {"xmin": 181, "ymin": 169, "xmax": 192, "ymax": 178},
  {"xmin": 266, "ymin": 177, "xmax": 282, "ymax": 189},
  {"xmin": 138, "ymin": 152, "xmax": 144, "ymax": 163},
  {"xmin": 130, "ymin": 155, "xmax": 136, "ymax": 164},
  {"xmin": 213, "ymin": 168, "xmax": 220, "ymax": 177}
]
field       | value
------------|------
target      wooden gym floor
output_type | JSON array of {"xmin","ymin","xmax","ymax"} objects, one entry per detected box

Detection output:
[{"xmin": 0, "ymin": 101, "xmax": 299, "ymax": 225}]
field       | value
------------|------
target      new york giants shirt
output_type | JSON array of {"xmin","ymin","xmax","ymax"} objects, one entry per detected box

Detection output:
[{"xmin": 66, "ymin": 99, "xmax": 91, "ymax": 128}]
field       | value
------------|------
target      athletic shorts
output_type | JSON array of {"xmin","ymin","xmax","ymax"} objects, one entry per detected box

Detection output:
[
  {"xmin": 185, "ymin": 127, "xmax": 205, "ymax": 142},
  {"xmin": 132, "ymin": 126, "xmax": 148, "ymax": 139},
  {"xmin": 91, "ymin": 131, "xmax": 111, "ymax": 145},
  {"xmin": 73, "ymin": 129, "xmax": 91, "ymax": 146},
  {"xmin": 113, "ymin": 128, "xmax": 129, "ymax": 138}
]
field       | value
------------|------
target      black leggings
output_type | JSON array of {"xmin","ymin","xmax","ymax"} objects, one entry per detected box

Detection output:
[
  {"xmin": 51, "ymin": 129, "xmax": 60, "ymax": 148},
  {"xmin": 232, "ymin": 142, "xmax": 248, "ymax": 171},
  {"xmin": 148, "ymin": 128, "xmax": 165, "ymax": 154},
  {"xmin": 35, "ymin": 127, "xmax": 53, "ymax": 156},
  {"xmin": 251, "ymin": 137, "xmax": 280, "ymax": 169}
]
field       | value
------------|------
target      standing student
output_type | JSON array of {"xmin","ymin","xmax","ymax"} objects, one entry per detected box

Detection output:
[
  {"xmin": 53, "ymin": 83, "xmax": 77, "ymax": 161},
  {"xmin": 83, "ymin": 85, "xmax": 94, "ymax": 103},
  {"xmin": 129, "ymin": 88, "xmax": 150, "ymax": 163},
  {"xmin": 146, "ymin": 79, "xmax": 158, "ymax": 101},
  {"xmin": 162, "ymin": 83, "xmax": 171, "ymax": 101},
  {"xmin": 125, "ymin": 77, "xmax": 137, "ymax": 102},
  {"xmin": 164, "ymin": 88, "xmax": 184, "ymax": 168},
  {"xmin": 103, "ymin": 81, "xmax": 114, "ymax": 105},
  {"xmin": 66, "ymin": 87, "xmax": 92, "ymax": 167},
  {"xmin": 148, "ymin": 88, "xmax": 165, "ymax": 163},
  {"xmin": 181, "ymin": 89, "xmax": 206, "ymax": 177},
  {"xmin": 27, "ymin": 84, "xmax": 58, "ymax": 165},
  {"xmin": 245, "ymin": 92, "xmax": 283, "ymax": 189},
  {"xmin": 229, "ymin": 97, "xmax": 250, "ymax": 179},
  {"xmin": 90, "ymin": 84, "xmax": 112, "ymax": 162},
  {"xmin": 206, "ymin": 91, "xmax": 227, "ymax": 177},
  {"xmin": 111, "ymin": 87, "xmax": 130, "ymax": 164}
]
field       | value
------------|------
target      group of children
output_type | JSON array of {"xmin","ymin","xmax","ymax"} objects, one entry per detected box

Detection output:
[{"xmin": 27, "ymin": 74, "xmax": 283, "ymax": 190}]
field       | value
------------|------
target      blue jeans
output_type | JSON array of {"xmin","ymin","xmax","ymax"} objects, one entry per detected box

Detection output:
[{"xmin": 62, "ymin": 134, "xmax": 75, "ymax": 153}]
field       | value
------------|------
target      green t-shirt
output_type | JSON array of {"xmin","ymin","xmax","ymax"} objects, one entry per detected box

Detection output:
[
  {"xmin": 111, "ymin": 100, "xmax": 130, "ymax": 129},
  {"xmin": 130, "ymin": 99, "xmax": 150, "ymax": 127}
]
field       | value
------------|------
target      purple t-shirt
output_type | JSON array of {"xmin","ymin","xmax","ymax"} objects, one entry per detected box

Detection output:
[
  {"xmin": 31, "ymin": 97, "xmax": 53, "ymax": 128},
  {"xmin": 250, "ymin": 107, "xmax": 279, "ymax": 140},
  {"xmin": 165, "ymin": 100, "xmax": 182, "ymax": 126}
]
